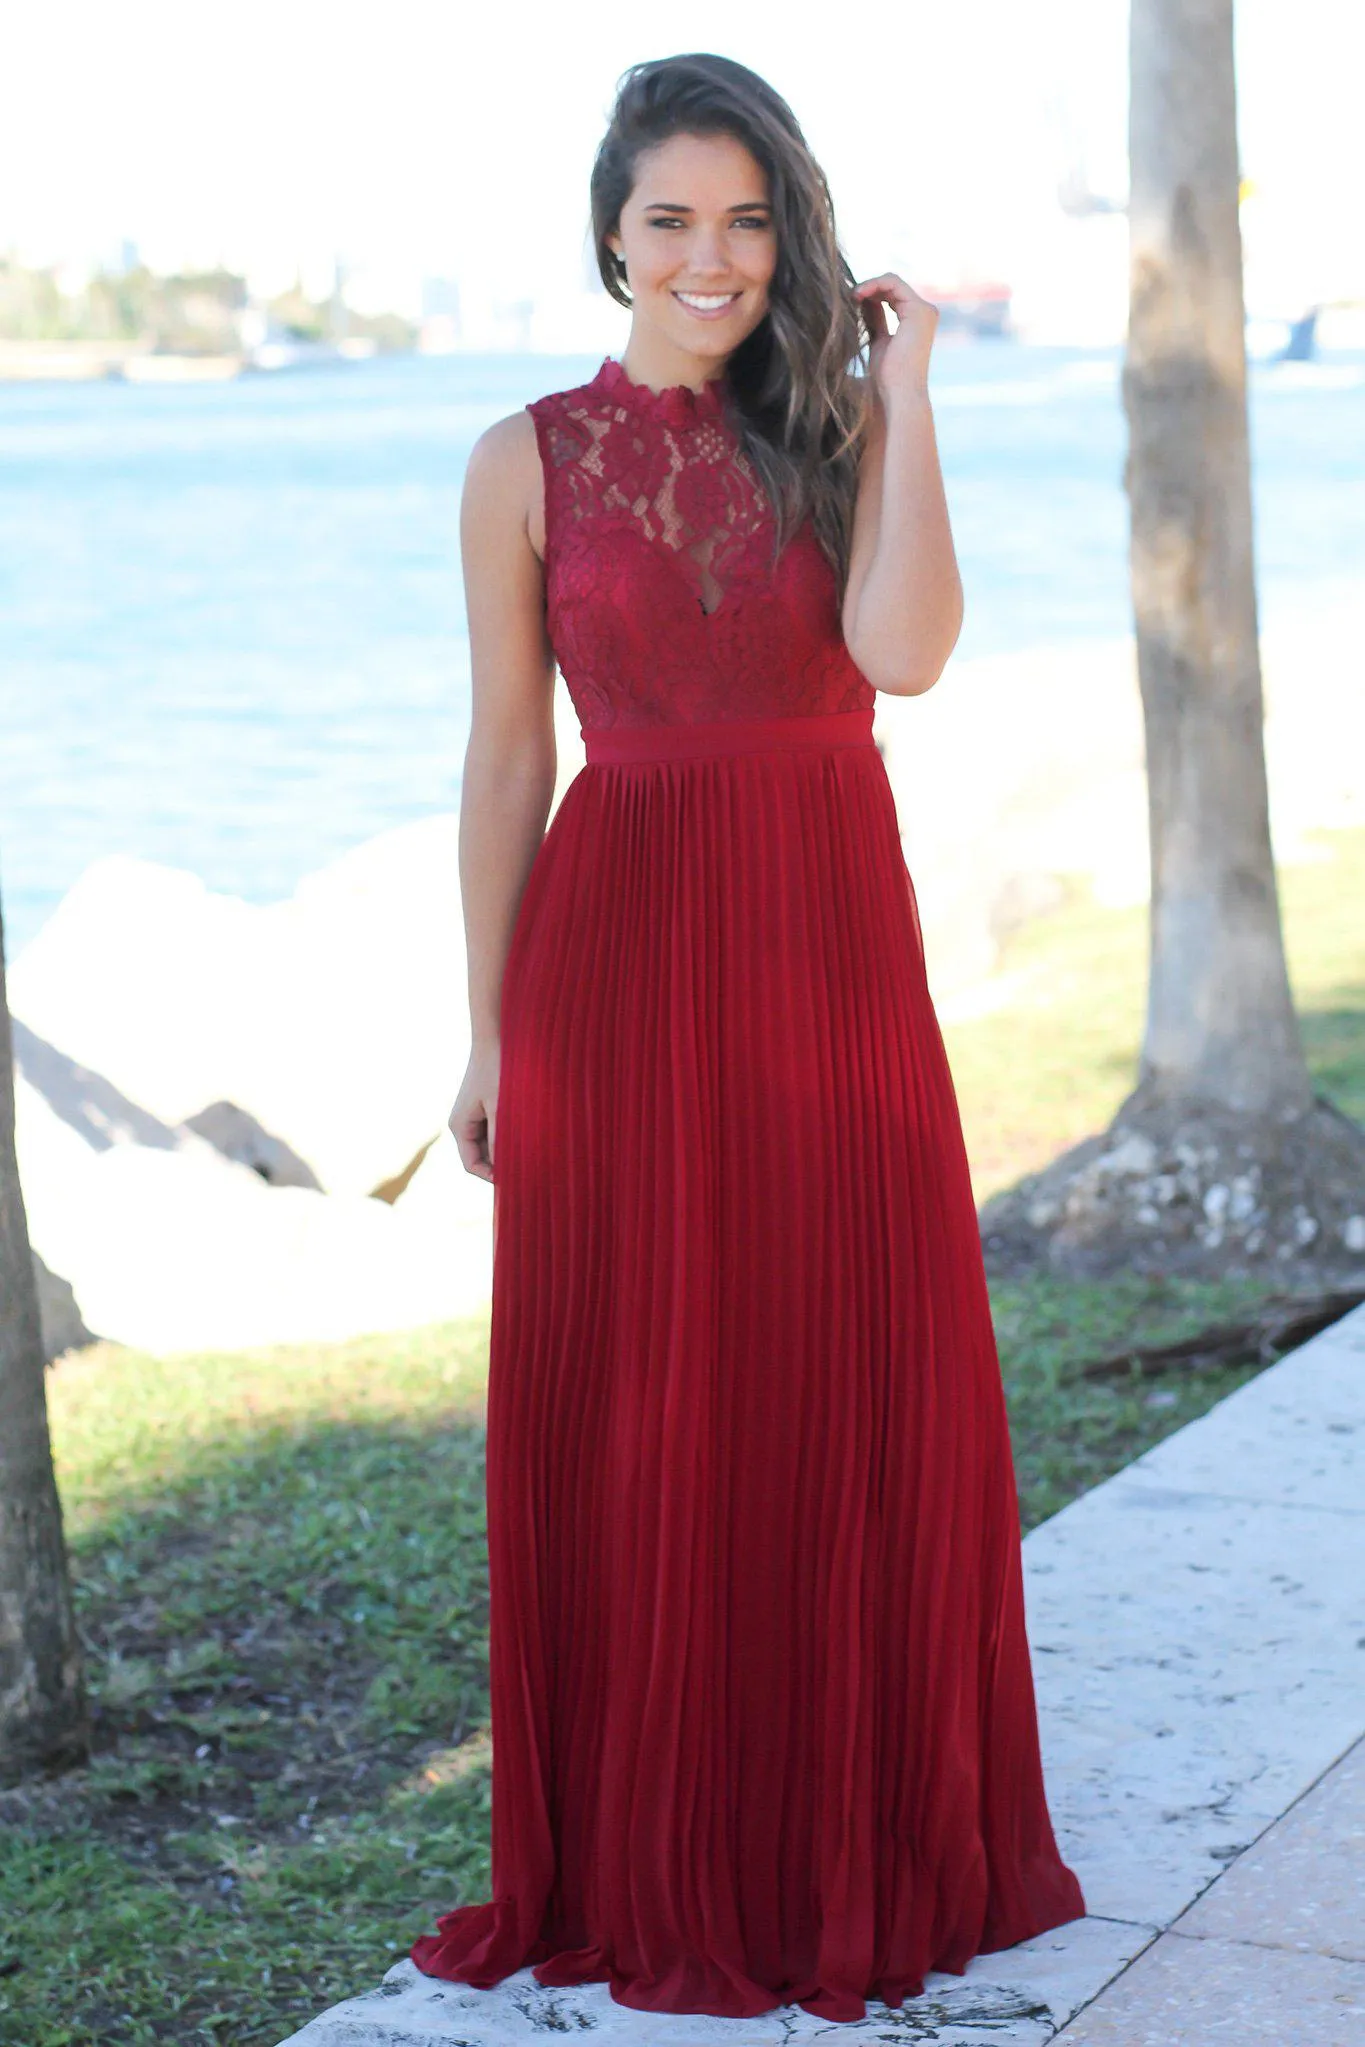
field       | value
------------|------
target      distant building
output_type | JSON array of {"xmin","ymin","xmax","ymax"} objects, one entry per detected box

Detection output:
[
  {"xmin": 915, "ymin": 280, "xmax": 1014, "ymax": 340},
  {"xmin": 419, "ymin": 277, "xmax": 461, "ymax": 355}
]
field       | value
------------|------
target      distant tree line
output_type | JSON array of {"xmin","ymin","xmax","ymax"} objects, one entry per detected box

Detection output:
[{"xmin": 0, "ymin": 260, "xmax": 416, "ymax": 355}]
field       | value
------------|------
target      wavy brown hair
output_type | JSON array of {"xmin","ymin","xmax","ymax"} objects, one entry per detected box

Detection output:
[{"xmin": 590, "ymin": 53, "xmax": 872, "ymax": 594}]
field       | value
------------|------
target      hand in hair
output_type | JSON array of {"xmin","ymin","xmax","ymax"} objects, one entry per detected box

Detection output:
[{"xmin": 853, "ymin": 274, "xmax": 938, "ymax": 401}]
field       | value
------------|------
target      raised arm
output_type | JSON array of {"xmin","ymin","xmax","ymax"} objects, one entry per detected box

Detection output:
[
  {"xmin": 449, "ymin": 409, "xmax": 556, "ymax": 1181},
  {"xmin": 841, "ymin": 273, "xmax": 963, "ymax": 697}
]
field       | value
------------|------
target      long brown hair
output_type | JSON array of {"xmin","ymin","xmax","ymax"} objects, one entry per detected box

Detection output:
[{"xmin": 590, "ymin": 54, "xmax": 871, "ymax": 594}]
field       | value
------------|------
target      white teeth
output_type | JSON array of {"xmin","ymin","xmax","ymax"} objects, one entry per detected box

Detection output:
[{"xmin": 675, "ymin": 292, "xmax": 738, "ymax": 310}]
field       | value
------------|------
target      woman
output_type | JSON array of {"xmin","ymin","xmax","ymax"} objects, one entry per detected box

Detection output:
[{"xmin": 410, "ymin": 50, "xmax": 1084, "ymax": 2025}]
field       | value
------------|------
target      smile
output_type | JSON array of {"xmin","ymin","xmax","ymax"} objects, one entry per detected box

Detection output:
[{"xmin": 672, "ymin": 291, "xmax": 742, "ymax": 316}]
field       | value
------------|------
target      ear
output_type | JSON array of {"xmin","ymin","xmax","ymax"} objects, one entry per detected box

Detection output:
[{"xmin": 606, "ymin": 229, "xmax": 623, "ymax": 258}]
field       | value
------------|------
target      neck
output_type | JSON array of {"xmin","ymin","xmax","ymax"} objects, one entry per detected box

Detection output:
[{"xmin": 617, "ymin": 323, "xmax": 730, "ymax": 395}]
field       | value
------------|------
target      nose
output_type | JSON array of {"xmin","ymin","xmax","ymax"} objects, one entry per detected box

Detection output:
[{"xmin": 685, "ymin": 224, "xmax": 730, "ymax": 276}]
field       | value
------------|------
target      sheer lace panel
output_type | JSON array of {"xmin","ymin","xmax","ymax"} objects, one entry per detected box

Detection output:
[
  {"xmin": 538, "ymin": 368, "xmax": 766, "ymax": 617},
  {"xmin": 526, "ymin": 357, "xmax": 875, "ymax": 731}
]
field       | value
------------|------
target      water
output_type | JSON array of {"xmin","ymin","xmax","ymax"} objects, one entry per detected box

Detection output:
[{"xmin": 2, "ymin": 344, "xmax": 1363, "ymax": 958}]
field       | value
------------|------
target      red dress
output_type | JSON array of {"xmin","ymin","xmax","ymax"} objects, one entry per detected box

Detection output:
[{"xmin": 410, "ymin": 355, "xmax": 1084, "ymax": 2022}]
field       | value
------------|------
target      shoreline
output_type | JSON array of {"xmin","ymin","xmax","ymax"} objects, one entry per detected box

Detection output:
[{"xmin": 0, "ymin": 336, "xmax": 381, "ymax": 383}]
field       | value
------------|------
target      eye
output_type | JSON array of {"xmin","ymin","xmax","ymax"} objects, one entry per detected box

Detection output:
[
  {"xmin": 734, "ymin": 216, "xmax": 772, "ymax": 230},
  {"xmin": 649, "ymin": 216, "xmax": 686, "ymax": 229}
]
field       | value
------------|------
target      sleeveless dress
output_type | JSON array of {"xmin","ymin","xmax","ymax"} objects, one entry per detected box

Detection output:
[{"xmin": 409, "ymin": 355, "xmax": 1084, "ymax": 2022}]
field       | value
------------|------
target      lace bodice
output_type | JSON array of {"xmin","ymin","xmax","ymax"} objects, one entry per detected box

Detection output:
[{"xmin": 526, "ymin": 357, "xmax": 874, "ymax": 731}]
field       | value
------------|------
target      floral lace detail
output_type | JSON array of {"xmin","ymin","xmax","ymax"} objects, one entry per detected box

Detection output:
[{"xmin": 526, "ymin": 357, "xmax": 873, "ymax": 732}]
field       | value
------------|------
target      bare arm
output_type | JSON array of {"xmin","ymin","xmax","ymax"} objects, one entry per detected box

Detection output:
[
  {"xmin": 449, "ymin": 409, "xmax": 556, "ymax": 1180},
  {"xmin": 842, "ymin": 273, "xmax": 964, "ymax": 697}
]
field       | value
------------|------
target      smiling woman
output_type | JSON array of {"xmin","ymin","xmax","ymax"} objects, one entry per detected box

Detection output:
[
  {"xmin": 406, "ymin": 48, "xmax": 1083, "ymax": 2026},
  {"xmin": 592, "ymin": 68, "xmax": 870, "ymax": 598}
]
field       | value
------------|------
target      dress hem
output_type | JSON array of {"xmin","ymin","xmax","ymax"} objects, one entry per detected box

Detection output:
[{"xmin": 408, "ymin": 1878, "xmax": 1088, "ymax": 2026}]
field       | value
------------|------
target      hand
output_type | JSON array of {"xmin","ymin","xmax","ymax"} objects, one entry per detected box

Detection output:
[
  {"xmin": 853, "ymin": 272, "xmax": 938, "ymax": 402},
  {"xmin": 449, "ymin": 1040, "xmax": 501, "ymax": 1182}
]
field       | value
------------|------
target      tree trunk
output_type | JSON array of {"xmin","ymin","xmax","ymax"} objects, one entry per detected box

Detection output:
[
  {"xmin": 979, "ymin": 0, "xmax": 1365, "ymax": 1280},
  {"xmin": 0, "ymin": 891, "xmax": 89, "ymax": 1785},
  {"xmin": 1124, "ymin": 0, "xmax": 1310, "ymax": 1118}
]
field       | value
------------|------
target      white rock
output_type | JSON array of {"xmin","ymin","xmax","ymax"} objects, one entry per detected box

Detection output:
[
  {"xmin": 869, "ymin": 590, "xmax": 1365, "ymax": 1013},
  {"xmin": 13, "ymin": 1061, "xmax": 491, "ymax": 1359},
  {"xmin": 32, "ymin": 1250, "xmax": 95, "ymax": 1360},
  {"xmin": 874, "ymin": 637, "xmax": 1149, "ymax": 1000},
  {"xmin": 1099, "ymin": 1133, "xmax": 1159, "ymax": 1179},
  {"xmin": 9, "ymin": 816, "xmax": 469, "ymax": 1200},
  {"xmin": 182, "ymin": 1100, "xmax": 322, "ymax": 1189},
  {"xmin": 390, "ymin": 1124, "xmax": 495, "ymax": 1234}
]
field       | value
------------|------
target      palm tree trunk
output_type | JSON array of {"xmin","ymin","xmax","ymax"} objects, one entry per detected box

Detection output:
[
  {"xmin": 980, "ymin": 0, "xmax": 1365, "ymax": 1279},
  {"xmin": 0, "ymin": 891, "xmax": 89, "ymax": 1784},
  {"xmin": 1124, "ymin": 0, "xmax": 1310, "ymax": 1117}
]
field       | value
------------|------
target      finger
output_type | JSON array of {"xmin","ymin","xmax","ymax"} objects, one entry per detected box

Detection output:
[
  {"xmin": 859, "ymin": 293, "xmax": 890, "ymax": 340},
  {"xmin": 464, "ymin": 1123, "xmax": 493, "ymax": 1181},
  {"xmin": 857, "ymin": 273, "xmax": 923, "ymax": 317},
  {"xmin": 451, "ymin": 1107, "xmax": 490, "ymax": 1178}
]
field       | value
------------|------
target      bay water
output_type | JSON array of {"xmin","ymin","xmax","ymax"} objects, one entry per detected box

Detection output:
[{"xmin": 2, "ymin": 344, "xmax": 1362, "ymax": 958}]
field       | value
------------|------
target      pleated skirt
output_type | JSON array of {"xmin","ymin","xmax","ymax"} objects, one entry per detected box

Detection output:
[{"xmin": 410, "ymin": 706, "xmax": 1084, "ymax": 2022}]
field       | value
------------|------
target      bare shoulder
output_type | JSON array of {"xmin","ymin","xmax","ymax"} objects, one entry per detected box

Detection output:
[
  {"xmin": 470, "ymin": 405, "xmax": 538, "ymax": 461},
  {"xmin": 461, "ymin": 408, "xmax": 545, "ymax": 558}
]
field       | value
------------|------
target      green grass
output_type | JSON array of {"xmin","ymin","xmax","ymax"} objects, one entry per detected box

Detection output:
[
  {"xmin": 944, "ymin": 825, "xmax": 1365, "ymax": 1202},
  {"xmin": 2, "ymin": 826, "xmax": 1360, "ymax": 2045},
  {"xmin": 1, "ymin": 1325, "xmax": 497, "ymax": 2046}
]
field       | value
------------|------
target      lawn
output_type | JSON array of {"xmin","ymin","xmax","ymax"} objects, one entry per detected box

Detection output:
[
  {"xmin": 2, "ymin": 826, "xmax": 1360, "ymax": 2046},
  {"xmin": 944, "ymin": 823, "xmax": 1365, "ymax": 1204}
]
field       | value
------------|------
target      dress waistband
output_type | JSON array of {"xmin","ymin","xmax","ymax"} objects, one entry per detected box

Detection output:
[{"xmin": 582, "ymin": 706, "xmax": 877, "ymax": 765}]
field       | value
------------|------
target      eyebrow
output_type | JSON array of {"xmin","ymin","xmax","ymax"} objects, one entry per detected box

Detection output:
[{"xmin": 642, "ymin": 200, "xmax": 771, "ymax": 212}]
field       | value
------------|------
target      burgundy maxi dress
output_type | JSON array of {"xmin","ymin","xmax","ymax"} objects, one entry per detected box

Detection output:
[{"xmin": 410, "ymin": 354, "xmax": 1084, "ymax": 2022}]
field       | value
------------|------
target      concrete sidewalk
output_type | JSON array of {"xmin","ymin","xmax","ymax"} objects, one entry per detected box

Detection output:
[
  {"xmin": 277, "ymin": 1302, "xmax": 1365, "ymax": 2046},
  {"xmin": 1059, "ymin": 1738, "xmax": 1364, "ymax": 2042}
]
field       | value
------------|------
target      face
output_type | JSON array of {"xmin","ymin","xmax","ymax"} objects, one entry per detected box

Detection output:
[{"xmin": 606, "ymin": 130, "xmax": 777, "ymax": 364}]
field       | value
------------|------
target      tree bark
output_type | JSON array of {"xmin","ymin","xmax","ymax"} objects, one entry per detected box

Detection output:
[
  {"xmin": 1124, "ymin": 0, "xmax": 1311, "ymax": 1117},
  {"xmin": 0, "ymin": 891, "xmax": 89, "ymax": 1785}
]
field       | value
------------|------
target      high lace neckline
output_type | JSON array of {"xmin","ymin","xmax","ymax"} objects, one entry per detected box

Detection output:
[{"xmin": 593, "ymin": 355, "xmax": 728, "ymax": 427}]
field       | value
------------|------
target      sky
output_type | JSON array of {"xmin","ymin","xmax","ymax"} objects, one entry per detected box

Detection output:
[{"xmin": 4, "ymin": 0, "xmax": 1362, "ymax": 342}]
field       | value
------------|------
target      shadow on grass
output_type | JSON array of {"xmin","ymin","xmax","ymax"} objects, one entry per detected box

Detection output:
[{"xmin": 1, "ymin": 1358, "xmax": 499, "ymax": 2047}]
